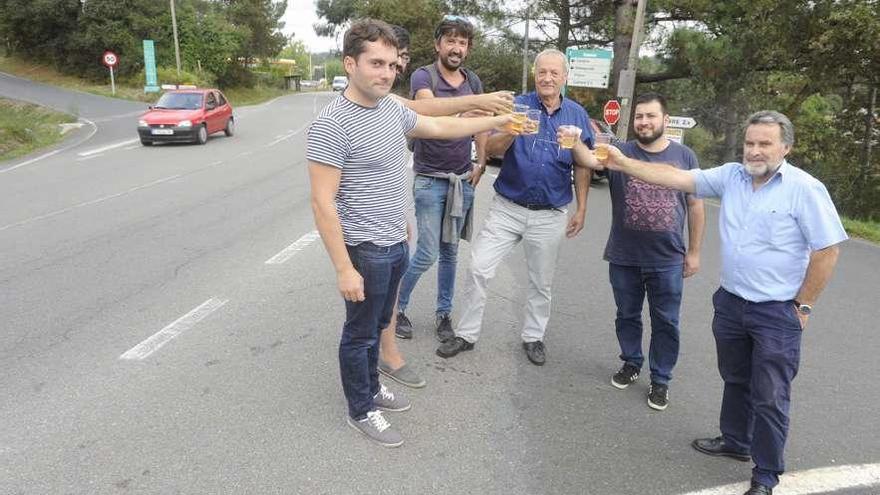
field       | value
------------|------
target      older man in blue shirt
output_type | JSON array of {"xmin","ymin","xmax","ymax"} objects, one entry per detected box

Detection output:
[
  {"xmin": 599, "ymin": 111, "xmax": 847, "ymax": 495},
  {"xmin": 436, "ymin": 48, "xmax": 596, "ymax": 365}
]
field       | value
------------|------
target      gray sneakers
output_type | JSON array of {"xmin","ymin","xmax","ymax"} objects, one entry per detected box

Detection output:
[
  {"xmin": 373, "ymin": 383, "xmax": 411, "ymax": 412},
  {"xmin": 378, "ymin": 361, "xmax": 426, "ymax": 388},
  {"xmin": 346, "ymin": 410, "xmax": 403, "ymax": 448}
]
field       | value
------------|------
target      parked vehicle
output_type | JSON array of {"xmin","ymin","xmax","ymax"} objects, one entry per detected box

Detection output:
[
  {"xmin": 331, "ymin": 76, "xmax": 348, "ymax": 91},
  {"xmin": 137, "ymin": 89, "xmax": 234, "ymax": 146}
]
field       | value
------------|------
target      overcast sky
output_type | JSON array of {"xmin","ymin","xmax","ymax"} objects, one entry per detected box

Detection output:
[{"xmin": 281, "ymin": 0, "xmax": 339, "ymax": 53}]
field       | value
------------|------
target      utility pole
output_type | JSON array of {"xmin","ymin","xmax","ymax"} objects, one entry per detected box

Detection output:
[
  {"xmin": 615, "ymin": 0, "xmax": 647, "ymax": 141},
  {"xmin": 521, "ymin": 2, "xmax": 530, "ymax": 95},
  {"xmin": 170, "ymin": 0, "xmax": 182, "ymax": 77}
]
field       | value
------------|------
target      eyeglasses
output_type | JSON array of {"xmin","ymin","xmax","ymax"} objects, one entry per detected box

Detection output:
[{"xmin": 399, "ymin": 53, "xmax": 411, "ymax": 63}]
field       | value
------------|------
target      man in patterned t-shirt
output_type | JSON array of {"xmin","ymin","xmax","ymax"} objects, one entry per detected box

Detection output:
[
  {"xmin": 605, "ymin": 93, "xmax": 705, "ymax": 412},
  {"xmin": 306, "ymin": 18, "xmax": 514, "ymax": 448}
]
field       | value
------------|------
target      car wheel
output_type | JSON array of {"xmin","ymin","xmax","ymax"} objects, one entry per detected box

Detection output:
[
  {"xmin": 224, "ymin": 118, "xmax": 234, "ymax": 137},
  {"xmin": 195, "ymin": 124, "xmax": 208, "ymax": 145},
  {"xmin": 140, "ymin": 139, "xmax": 153, "ymax": 146}
]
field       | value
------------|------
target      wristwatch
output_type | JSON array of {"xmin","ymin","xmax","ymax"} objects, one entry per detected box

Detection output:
[{"xmin": 793, "ymin": 300, "xmax": 812, "ymax": 316}]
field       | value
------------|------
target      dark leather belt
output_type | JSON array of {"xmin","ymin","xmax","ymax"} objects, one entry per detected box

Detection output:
[{"xmin": 510, "ymin": 199, "xmax": 560, "ymax": 211}]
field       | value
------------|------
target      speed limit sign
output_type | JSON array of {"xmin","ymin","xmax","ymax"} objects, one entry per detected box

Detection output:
[{"xmin": 102, "ymin": 51, "xmax": 118, "ymax": 68}]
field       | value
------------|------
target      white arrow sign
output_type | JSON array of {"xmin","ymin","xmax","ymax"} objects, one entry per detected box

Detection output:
[{"xmin": 668, "ymin": 116, "xmax": 697, "ymax": 129}]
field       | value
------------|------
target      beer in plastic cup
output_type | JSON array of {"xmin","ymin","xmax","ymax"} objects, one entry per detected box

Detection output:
[
  {"xmin": 524, "ymin": 109, "xmax": 541, "ymax": 134},
  {"xmin": 559, "ymin": 125, "xmax": 581, "ymax": 149},
  {"xmin": 594, "ymin": 132, "xmax": 613, "ymax": 160},
  {"xmin": 507, "ymin": 103, "xmax": 529, "ymax": 133}
]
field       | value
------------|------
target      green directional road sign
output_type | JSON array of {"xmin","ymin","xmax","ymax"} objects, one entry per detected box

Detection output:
[
  {"xmin": 566, "ymin": 48, "xmax": 613, "ymax": 89},
  {"xmin": 143, "ymin": 40, "xmax": 160, "ymax": 93}
]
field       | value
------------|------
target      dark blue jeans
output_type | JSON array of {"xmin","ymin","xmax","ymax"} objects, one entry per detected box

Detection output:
[
  {"xmin": 712, "ymin": 287, "xmax": 802, "ymax": 489},
  {"xmin": 339, "ymin": 242, "xmax": 409, "ymax": 420},
  {"xmin": 609, "ymin": 263, "xmax": 683, "ymax": 385}
]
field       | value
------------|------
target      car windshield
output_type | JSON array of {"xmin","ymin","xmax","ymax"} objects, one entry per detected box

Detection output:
[
  {"xmin": 154, "ymin": 93, "xmax": 203, "ymax": 110},
  {"xmin": 334, "ymin": 77, "xmax": 346, "ymax": 83}
]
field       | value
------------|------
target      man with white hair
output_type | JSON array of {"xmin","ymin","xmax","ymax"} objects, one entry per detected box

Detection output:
[
  {"xmin": 597, "ymin": 110, "xmax": 847, "ymax": 495},
  {"xmin": 436, "ymin": 49, "xmax": 597, "ymax": 365}
]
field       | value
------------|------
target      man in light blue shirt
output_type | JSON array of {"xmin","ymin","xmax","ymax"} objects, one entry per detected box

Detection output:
[{"xmin": 598, "ymin": 111, "xmax": 847, "ymax": 495}]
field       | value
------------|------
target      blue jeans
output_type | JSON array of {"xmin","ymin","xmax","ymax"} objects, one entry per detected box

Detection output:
[
  {"xmin": 712, "ymin": 287, "xmax": 802, "ymax": 489},
  {"xmin": 609, "ymin": 263, "xmax": 683, "ymax": 385},
  {"xmin": 339, "ymin": 242, "xmax": 408, "ymax": 420},
  {"xmin": 397, "ymin": 176, "xmax": 474, "ymax": 316}
]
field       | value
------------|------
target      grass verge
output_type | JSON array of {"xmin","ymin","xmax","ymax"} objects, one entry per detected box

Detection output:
[
  {"xmin": 842, "ymin": 216, "xmax": 880, "ymax": 244},
  {"xmin": 0, "ymin": 98, "xmax": 76, "ymax": 162},
  {"xmin": 1, "ymin": 56, "xmax": 290, "ymax": 107}
]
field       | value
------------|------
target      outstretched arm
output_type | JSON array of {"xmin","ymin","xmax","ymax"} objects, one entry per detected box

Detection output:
[{"xmin": 602, "ymin": 144, "xmax": 697, "ymax": 193}]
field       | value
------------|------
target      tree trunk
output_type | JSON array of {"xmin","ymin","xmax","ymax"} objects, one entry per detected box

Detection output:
[
  {"xmin": 611, "ymin": 0, "xmax": 635, "ymax": 97},
  {"xmin": 863, "ymin": 85, "xmax": 877, "ymax": 185},
  {"xmin": 556, "ymin": 0, "xmax": 571, "ymax": 51}
]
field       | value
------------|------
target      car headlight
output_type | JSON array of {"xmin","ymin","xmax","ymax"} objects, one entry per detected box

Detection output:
[
  {"xmin": 138, "ymin": 120, "xmax": 148, "ymax": 127},
  {"xmin": 177, "ymin": 120, "xmax": 192, "ymax": 128}
]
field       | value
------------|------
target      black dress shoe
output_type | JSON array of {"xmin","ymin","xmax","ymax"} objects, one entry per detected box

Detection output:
[
  {"xmin": 436, "ymin": 337, "xmax": 474, "ymax": 358},
  {"xmin": 523, "ymin": 341, "xmax": 546, "ymax": 366},
  {"xmin": 743, "ymin": 481, "xmax": 772, "ymax": 495},
  {"xmin": 691, "ymin": 436, "xmax": 750, "ymax": 462}
]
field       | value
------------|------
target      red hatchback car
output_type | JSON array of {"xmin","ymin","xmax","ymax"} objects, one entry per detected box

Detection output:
[{"xmin": 138, "ymin": 89, "xmax": 234, "ymax": 146}]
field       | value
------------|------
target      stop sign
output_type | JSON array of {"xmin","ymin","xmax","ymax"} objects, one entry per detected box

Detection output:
[{"xmin": 603, "ymin": 100, "xmax": 621, "ymax": 126}]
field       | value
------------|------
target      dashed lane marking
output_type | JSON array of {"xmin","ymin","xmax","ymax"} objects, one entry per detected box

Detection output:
[
  {"xmin": 120, "ymin": 298, "xmax": 228, "ymax": 360},
  {"xmin": 265, "ymin": 230, "xmax": 321, "ymax": 264}
]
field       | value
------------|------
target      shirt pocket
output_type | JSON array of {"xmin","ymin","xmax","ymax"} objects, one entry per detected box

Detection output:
[{"xmin": 757, "ymin": 207, "xmax": 796, "ymax": 239}]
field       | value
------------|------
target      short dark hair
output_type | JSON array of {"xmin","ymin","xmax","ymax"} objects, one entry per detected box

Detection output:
[
  {"xmin": 391, "ymin": 25, "xmax": 410, "ymax": 50},
  {"xmin": 634, "ymin": 92, "xmax": 668, "ymax": 115},
  {"xmin": 343, "ymin": 19, "xmax": 398, "ymax": 60},
  {"xmin": 434, "ymin": 15, "xmax": 474, "ymax": 46}
]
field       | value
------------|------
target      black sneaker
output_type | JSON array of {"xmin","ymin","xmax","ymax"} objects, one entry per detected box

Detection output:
[
  {"xmin": 395, "ymin": 312, "xmax": 413, "ymax": 339},
  {"xmin": 436, "ymin": 337, "xmax": 474, "ymax": 358},
  {"xmin": 522, "ymin": 341, "xmax": 546, "ymax": 366},
  {"xmin": 611, "ymin": 364, "xmax": 640, "ymax": 389},
  {"xmin": 647, "ymin": 382, "xmax": 669, "ymax": 411},
  {"xmin": 435, "ymin": 314, "xmax": 454, "ymax": 342}
]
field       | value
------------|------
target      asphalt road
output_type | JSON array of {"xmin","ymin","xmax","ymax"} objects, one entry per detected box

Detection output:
[{"xmin": 1, "ymin": 78, "xmax": 879, "ymax": 495}]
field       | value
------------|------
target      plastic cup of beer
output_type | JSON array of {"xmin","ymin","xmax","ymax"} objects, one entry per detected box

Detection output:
[
  {"xmin": 524, "ymin": 109, "xmax": 541, "ymax": 135},
  {"xmin": 594, "ymin": 132, "xmax": 613, "ymax": 160},
  {"xmin": 559, "ymin": 125, "xmax": 582, "ymax": 149},
  {"xmin": 507, "ymin": 103, "xmax": 529, "ymax": 133}
]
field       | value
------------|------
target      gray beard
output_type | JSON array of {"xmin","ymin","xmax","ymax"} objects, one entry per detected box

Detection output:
[{"xmin": 744, "ymin": 160, "xmax": 784, "ymax": 177}]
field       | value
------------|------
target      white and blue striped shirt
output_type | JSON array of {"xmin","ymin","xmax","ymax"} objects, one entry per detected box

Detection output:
[{"xmin": 307, "ymin": 95, "xmax": 418, "ymax": 246}]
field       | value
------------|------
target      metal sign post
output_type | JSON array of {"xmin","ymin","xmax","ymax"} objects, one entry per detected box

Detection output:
[{"xmin": 102, "ymin": 51, "xmax": 119, "ymax": 95}]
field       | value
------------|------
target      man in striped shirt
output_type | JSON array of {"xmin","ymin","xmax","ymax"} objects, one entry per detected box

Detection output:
[{"xmin": 307, "ymin": 18, "xmax": 515, "ymax": 447}]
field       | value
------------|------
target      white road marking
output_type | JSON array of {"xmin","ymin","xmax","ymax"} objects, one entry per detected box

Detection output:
[
  {"xmin": 265, "ymin": 230, "xmax": 321, "ymax": 264},
  {"xmin": 266, "ymin": 123, "xmax": 310, "ymax": 147},
  {"xmin": 120, "ymin": 298, "xmax": 228, "ymax": 360},
  {"xmin": 0, "ymin": 174, "xmax": 181, "ymax": 232},
  {"xmin": 75, "ymin": 154, "xmax": 103, "ymax": 162},
  {"xmin": 0, "ymin": 117, "xmax": 98, "ymax": 174},
  {"xmin": 78, "ymin": 138, "xmax": 139, "ymax": 157},
  {"xmin": 677, "ymin": 463, "xmax": 880, "ymax": 495}
]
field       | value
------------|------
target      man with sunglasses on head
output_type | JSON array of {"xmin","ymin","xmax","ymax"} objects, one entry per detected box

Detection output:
[
  {"xmin": 394, "ymin": 15, "xmax": 491, "ymax": 345},
  {"xmin": 374, "ymin": 24, "xmax": 515, "ymax": 390},
  {"xmin": 436, "ymin": 49, "xmax": 597, "ymax": 366}
]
